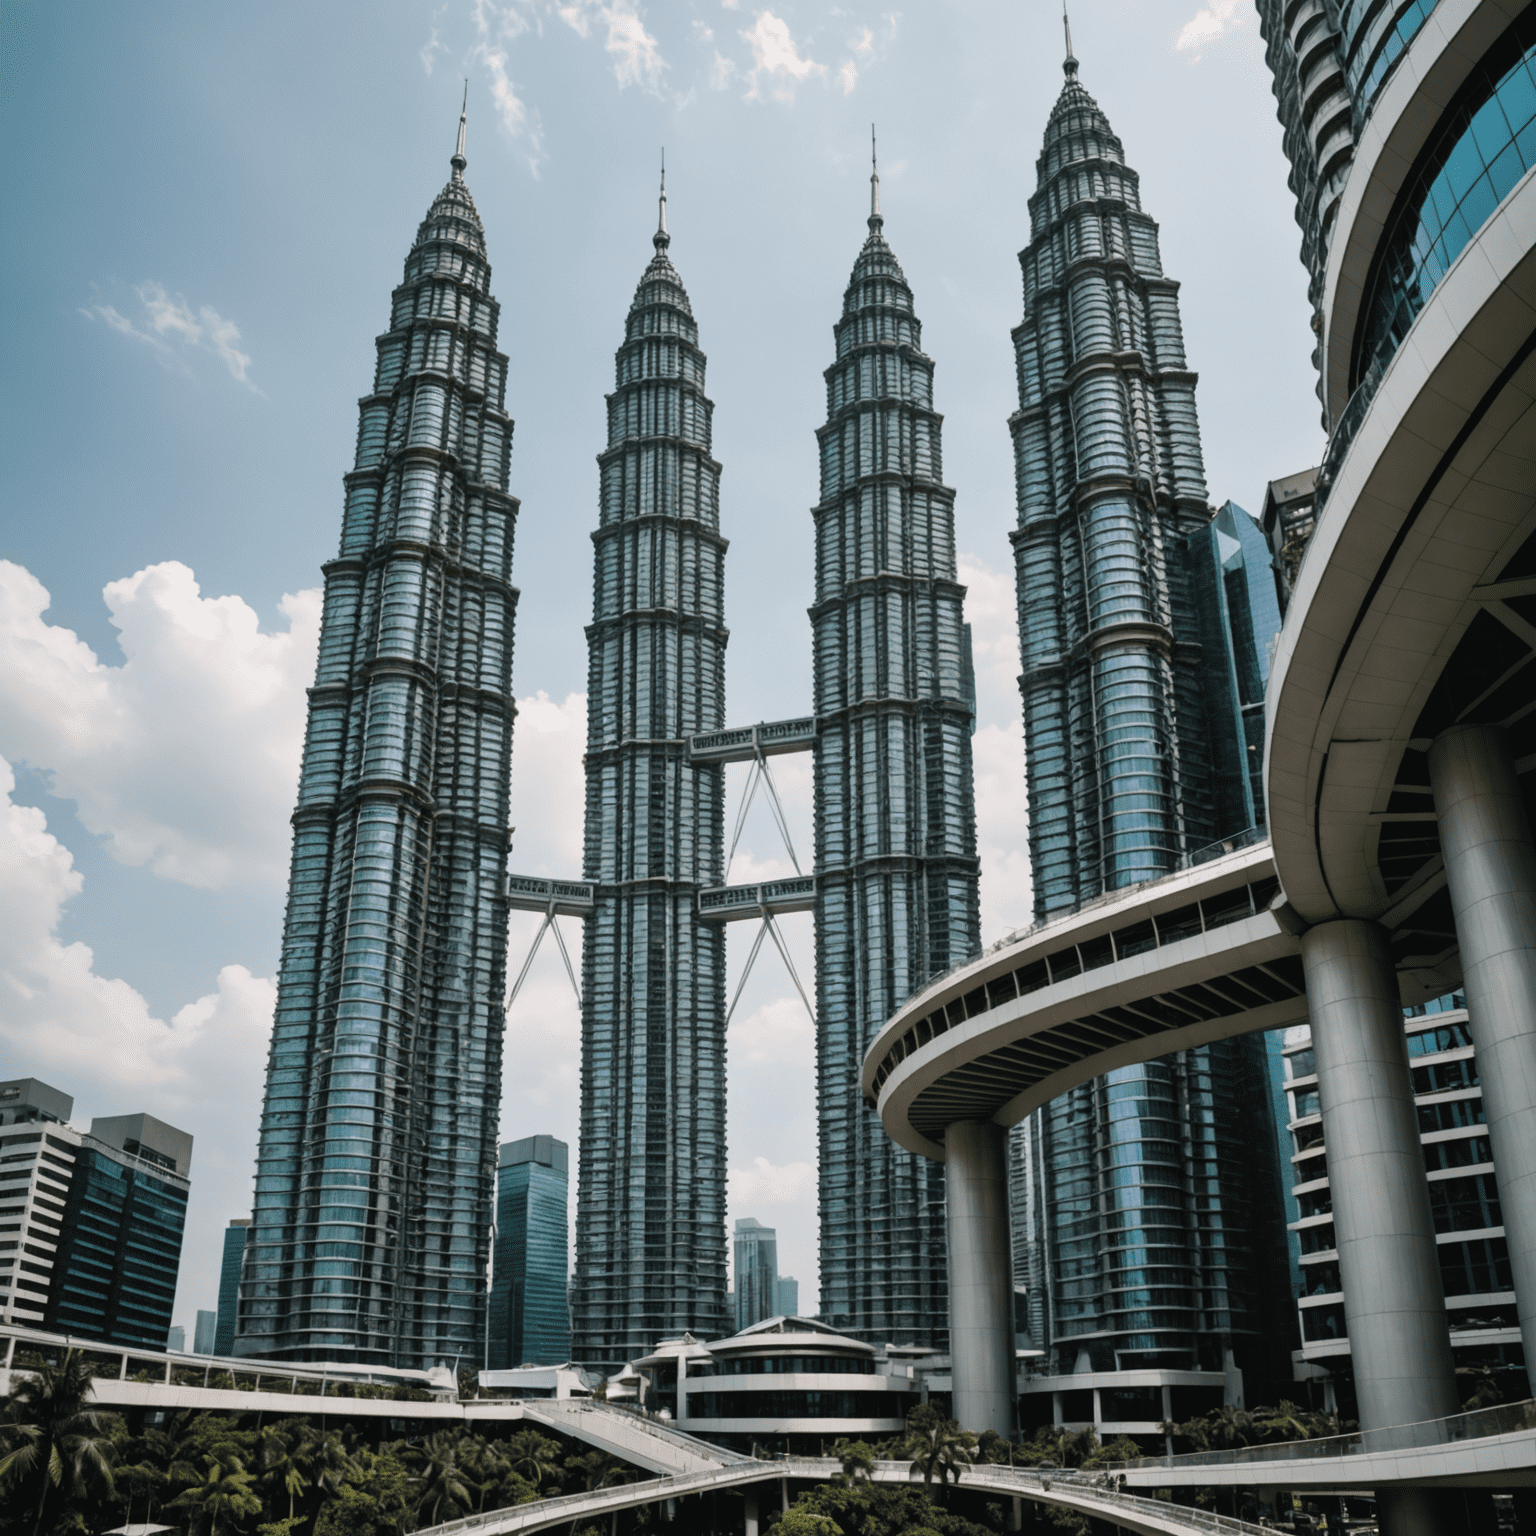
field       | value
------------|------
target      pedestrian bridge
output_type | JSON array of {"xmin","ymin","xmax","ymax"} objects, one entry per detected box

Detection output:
[{"xmin": 412, "ymin": 1456, "xmax": 1273, "ymax": 1536}]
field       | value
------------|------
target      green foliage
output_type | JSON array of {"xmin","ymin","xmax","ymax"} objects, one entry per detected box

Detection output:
[
  {"xmin": 0, "ymin": 1348, "xmax": 119, "ymax": 1536},
  {"xmin": 776, "ymin": 1512, "xmax": 844, "ymax": 1536},
  {"xmin": 896, "ymin": 1406, "xmax": 976, "ymax": 1499},
  {"xmin": 829, "ymin": 1438, "xmax": 876, "ymax": 1486},
  {"xmin": 779, "ymin": 1481, "xmax": 995, "ymax": 1536},
  {"xmin": 1162, "ymin": 1400, "xmax": 1355, "ymax": 1454}
]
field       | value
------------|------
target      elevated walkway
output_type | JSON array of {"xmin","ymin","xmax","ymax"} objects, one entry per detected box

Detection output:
[
  {"xmin": 698, "ymin": 876, "xmax": 816, "ymax": 921},
  {"xmin": 411, "ymin": 1457, "xmax": 1272, "ymax": 1536}
]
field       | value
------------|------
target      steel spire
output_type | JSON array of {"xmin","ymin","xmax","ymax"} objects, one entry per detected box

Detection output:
[
  {"xmin": 1063, "ymin": 2, "xmax": 1078, "ymax": 76},
  {"xmin": 655, "ymin": 148, "xmax": 670, "ymax": 251},
  {"xmin": 869, "ymin": 123, "xmax": 882, "ymax": 229},
  {"xmin": 452, "ymin": 81, "xmax": 468, "ymax": 176}
]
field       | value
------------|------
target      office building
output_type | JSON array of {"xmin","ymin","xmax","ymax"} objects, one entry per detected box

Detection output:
[
  {"xmin": 490, "ymin": 1136, "xmax": 571, "ymax": 1368},
  {"xmin": 237, "ymin": 103, "xmax": 520, "ymax": 1368},
  {"xmin": 571, "ymin": 175, "xmax": 731, "ymax": 1367},
  {"xmin": 774, "ymin": 1276, "xmax": 799, "ymax": 1318},
  {"xmin": 167, "ymin": 1326, "xmax": 185, "ymax": 1353},
  {"xmin": 813, "ymin": 147, "xmax": 981, "ymax": 1351},
  {"xmin": 733, "ymin": 1218, "xmax": 778, "ymax": 1331},
  {"xmin": 1002, "ymin": 46, "xmax": 1293, "ymax": 1432},
  {"xmin": 214, "ymin": 1218, "xmax": 251, "ymax": 1356},
  {"xmin": 1282, "ymin": 994, "xmax": 1525, "ymax": 1410},
  {"xmin": 0, "ymin": 1083, "xmax": 192, "ymax": 1352},
  {"xmin": 193, "ymin": 1309, "xmax": 216, "ymax": 1355}
]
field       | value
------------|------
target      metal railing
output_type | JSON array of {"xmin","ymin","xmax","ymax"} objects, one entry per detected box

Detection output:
[
  {"xmin": 521, "ymin": 1400, "xmax": 748, "ymax": 1466},
  {"xmin": 1110, "ymin": 1396, "xmax": 1536, "ymax": 1470}
]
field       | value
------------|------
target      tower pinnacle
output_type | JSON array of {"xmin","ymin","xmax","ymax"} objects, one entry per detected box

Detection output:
[
  {"xmin": 869, "ymin": 124, "xmax": 882, "ymax": 230},
  {"xmin": 452, "ymin": 81, "xmax": 468, "ymax": 177},
  {"xmin": 655, "ymin": 149, "xmax": 670, "ymax": 251},
  {"xmin": 1063, "ymin": 2, "xmax": 1077, "ymax": 76}
]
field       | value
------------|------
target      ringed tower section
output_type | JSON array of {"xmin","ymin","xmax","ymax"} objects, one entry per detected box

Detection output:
[
  {"xmin": 572, "ymin": 177, "xmax": 731, "ymax": 1368},
  {"xmin": 237, "ymin": 104, "xmax": 520, "ymax": 1369},
  {"xmin": 813, "ymin": 144, "xmax": 982, "ymax": 1348},
  {"xmin": 1009, "ymin": 51, "xmax": 1214, "ymax": 921}
]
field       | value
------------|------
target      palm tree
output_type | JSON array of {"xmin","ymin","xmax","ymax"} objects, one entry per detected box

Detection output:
[
  {"xmin": 411, "ymin": 1432, "xmax": 475, "ymax": 1526},
  {"xmin": 899, "ymin": 1406, "xmax": 975, "ymax": 1501},
  {"xmin": 829, "ymin": 1438, "xmax": 875, "ymax": 1486},
  {"xmin": 168, "ymin": 1452, "xmax": 263, "ymax": 1536},
  {"xmin": 503, "ymin": 1428, "xmax": 562, "ymax": 1491},
  {"xmin": 257, "ymin": 1424, "xmax": 311, "ymax": 1519},
  {"xmin": 306, "ymin": 1426, "xmax": 355, "ymax": 1506},
  {"xmin": 0, "ymin": 1347, "xmax": 118, "ymax": 1536}
]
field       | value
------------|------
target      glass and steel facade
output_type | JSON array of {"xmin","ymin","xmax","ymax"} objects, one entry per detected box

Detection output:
[
  {"xmin": 1354, "ymin": 12, "xmax": 1536, "ymax": 389},
  {"xmin": 238, "ymin": 122, "xmax": 519, "ymax": 1368},
  {"xmin": 1017, "ymin": 1040, "xmax": 1290, "ymax": 1384},
  {"xmin": 571, "ymin": 205, "xmax": 730, "ymax": 1368},
  {"xmin": 1006, "ymin": 61, "xmax": 1293, "ymax": 1414},
  {"xmin": 489, "ymin": 1135, "xmax": 570, "ymax": 1368},
  {"xmin": 1189, "ymin": 502, "xmax": 1284, "ymax": 838},
  {"xmin": 1009, "ymin": 57, "xmax": 1215, "ymax": 921},
  {"xmin": 733, "ymin": 1218, "xmax": 778, "ymax": 1331},
  {"xmin": 813, "ymin": 193, "xmax": 981, "ymax": 1350},
  {"xmin": 214, "ymin": 1218, "xmax": 250, "ymax": 1356}
]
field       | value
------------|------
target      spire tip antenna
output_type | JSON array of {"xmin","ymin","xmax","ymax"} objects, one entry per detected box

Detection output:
[
  {"xmin": 1063, "ymin": 1, "xmax": 1077, "ymax": 75},
  {"xmin": 869, "ymin": 122, "xmax": 882, "ymax": 228},
  {"xmin": 655, "ymin": 147, "xmax": 670, "ymax": 250},
  {"xmin": 452, "ymin": 80, "xmax": 468, "ymax": 175}
]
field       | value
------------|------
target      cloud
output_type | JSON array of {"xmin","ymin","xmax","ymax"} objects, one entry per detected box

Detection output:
[
  {"xmin": 421, "ymin": 24, "xmax": 449, "ymax": 74},
  {"xmin": 0, "ymin": 755, "xmax": 274, "ymax": 1324},
  {"xmin": 742, "ymin": 11, "xmax": 824, "ymax": 100},
  {"xmin": 837, "ymin": 59, "xmax": 857, "ymax": 94},
  {"xmin": 710, "ymin": 50, "xmax": 737, "ymax": 90},
  {"xmin": 558, "ymin": 1, "xmax": 667, "ymax": 92},
  {"xmin": 729, "ymin": 994, "xmax": 812, "ymax": 1066},
  {"xmin": 0, "ymin": 560, "xmax": 320, "ymax": 891},
  {"xmin": 851, "ymin": 26, "xmax": 874, "ymax": 58},
  {"xmin": 509, "ymin": 689, "xmax": 588, "ymax": 876},
  {"xmin": 84, "ymin": 281, "xmax": 255, "ymax": 387},
  {"xmin": 472, "ymin": 0, "xmax": 544, "ymax": 170},
  {"xmin": 1176, "ymin": 0, "xmax": 1248, "ymax": 57},
  {"xmin": 729, "ymin": 1155, "xmax": 814, "ymax": 1210}
]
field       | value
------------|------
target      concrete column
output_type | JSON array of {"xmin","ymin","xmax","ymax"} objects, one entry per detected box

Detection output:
[
  {"xmin": 1300, "ymin": 919, "xmax": 1458, "ymax": 1431},
  {"xmin": 945, "ymin": 1118, "xmax": 1017, "ymax": 1438},
  {"xmin": 1430, "ymin": 723, "xmax": 1536, "ymax": 1392},
  {"xmin": 743, "ymin": 1489, "xmax": 759, "ymax": 1536}
]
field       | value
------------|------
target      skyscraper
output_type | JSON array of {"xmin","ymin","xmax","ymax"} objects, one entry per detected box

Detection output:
[
  {"xmin": 489, "ymin": 1136, "xmax": 571, "ymax": 1368},
  {"xmin": 1009, "ymin": 49, "xmax": 1214, "ymax": 924},
  {"xmin": 214, "ymin": 1218, "xmax": 251, "ymax": 1356},
  {"xmin": 571, "ymin": 177, "xmax": 730, "ymax": 1368},
  {"xmin": 1008, "ymin": 52, "xmax": 1291, "ymax": 1421},
  {"xmin": 237, "ymin": 105, "xmax": 519, "ymax": 1369},
  {"xmin": 733, "ymin": 1218, "xmax": 778, "ymax": 1331},
  {"xmin": 814, "ymin": 150, "xmax": 981, "ymax": 1349}
]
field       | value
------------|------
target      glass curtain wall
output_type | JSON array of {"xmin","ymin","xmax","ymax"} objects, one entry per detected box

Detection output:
[
  {"xmin": 238, "ymin": 126, "xmax": 519, "ymax": 1369},
  {"xmin": 572, "ymin": 206, "xmax": 730, "ymax": 1370},
  {"xmin": 814, "ymin": 188, "xmax": 981, "ymax": 1350}
]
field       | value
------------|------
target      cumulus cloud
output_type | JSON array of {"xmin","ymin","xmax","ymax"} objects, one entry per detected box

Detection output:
[
  {"xmin": 0, "ymin": 755, "xmax": 274, "ymax": 1321},
  {"xmin": 0, "ymin": 560, "xmax": 320, "ymax": 891},
  {"xmin": 1176, "ymin": 0, "xmax": 1248, "ymax": 57},
  {"xmin": 558, "ymin": 0, "xmax": 667, "ymax": 92},
  {"xmin": 472, "ymin": 0, "xmax": 545, "ymax": 170},
  {"xmin": 837, "ymin": 59, "xmax": 857, "ymax": 94},
  {"xmin": 421, "ymin": 23, "xmax": 449, "ymax": 74},
  {"xmin": 729, "ymin": 1155, "xmax": 814, "ymax": 1210},
  {"xmin": 84, "ymin": 281, "xmax": 255, "ymax": 387},
  {"xmin": 729, "ymin": 993, "xmax": 812, "ymax": 1066},
  {"xmin": 742, "ymin": 11, "xmax": 824, "ymax": 100}
]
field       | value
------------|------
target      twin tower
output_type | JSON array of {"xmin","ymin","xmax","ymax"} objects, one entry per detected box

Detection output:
[{"xmin": 237, "ymin": 53, "xmax": 1215, "ymax": 1373}]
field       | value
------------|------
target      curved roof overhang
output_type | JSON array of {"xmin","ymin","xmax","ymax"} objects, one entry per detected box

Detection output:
[
  {"xmin": 1322, "ymin": 0, "xmax": 1520, "ymax": 419},
  {"xmin": 862, "ymin": 843, "xmax": 1308, "ymax": 1160},
  {"xmin": 1267, "ymin": 171, "xmax": 1536, "ymax": 934}
]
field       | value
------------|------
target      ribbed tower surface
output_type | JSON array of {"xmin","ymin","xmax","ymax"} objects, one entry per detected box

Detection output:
[
  {"xmin": 238, "ymin": 133, "xmax": 519, "ymax": 1368},
  {"xmin": 1010, "ymin": 58, "xmax": 1213, "ymax": 923},
  {"xmin": 813, "ymin": 201, "xmax": 981, "ymax": 1350},
  {"xmin": 572, "ymin": 213, "xmax": 730, "ymax": 1368}
]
